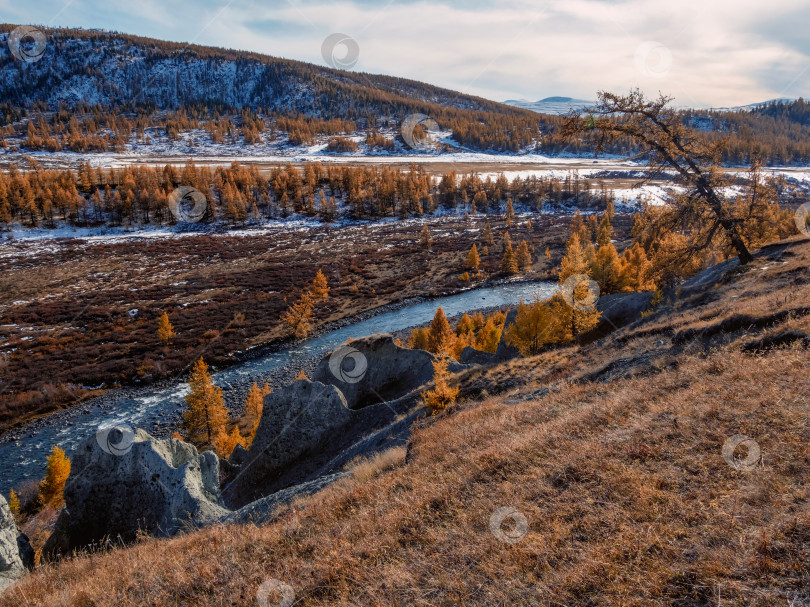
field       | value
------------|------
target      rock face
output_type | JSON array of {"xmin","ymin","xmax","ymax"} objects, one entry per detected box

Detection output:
[
  {"xmin": 459, "ymin": 346, "xmax": 496, "ymax": 365},
  {"xmin": 310, "ymin": 334, "xmax": 442, "ymax": 409},
  {"xmin": 44, "ymin": 430, "xmax": 228, "ymax": 557},
  {"xmin": 224, "ymin": 380, "xmax": 352, "ymax": 506},
  {"xmin": 581, "ymin": 291, "xmax": 656, "ymax": 343},
  {"xmin": 0, "ymin": 494, "xmax": 33, "ymax": 595}
]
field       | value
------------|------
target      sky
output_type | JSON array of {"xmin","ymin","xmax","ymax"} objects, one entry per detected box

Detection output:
[{"xmin": 1, "ymin": 0, "xmax": 809, "ymax": 108}]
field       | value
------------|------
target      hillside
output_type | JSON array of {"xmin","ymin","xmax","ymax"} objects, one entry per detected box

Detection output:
[
  {"xmin": 3, "ymin": 236, "xmax": 808, "ymax": 606},
  {"xmin": 0, "ymin": 25, "xmax": 529, "ymax": 118}
]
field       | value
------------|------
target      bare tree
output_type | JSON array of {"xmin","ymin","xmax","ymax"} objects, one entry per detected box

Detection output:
[{"xmin": 564, "ymin": 89, "xmax": 754, "ymax": 264}]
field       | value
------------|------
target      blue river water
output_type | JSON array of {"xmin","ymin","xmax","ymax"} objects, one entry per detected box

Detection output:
[{"xmin": 0, "ymin": 280, "xmax": 555, "ymax": 494}]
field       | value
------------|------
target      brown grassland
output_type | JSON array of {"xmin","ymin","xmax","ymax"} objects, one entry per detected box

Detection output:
[{"xmin": 2, "ymin": 237, "xmax": 808, "ymax": 606}]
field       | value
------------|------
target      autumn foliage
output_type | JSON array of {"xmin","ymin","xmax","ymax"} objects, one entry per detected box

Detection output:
[{"xmin": 38, "ymin": 446, "xmax": 71, "ymax": 509}]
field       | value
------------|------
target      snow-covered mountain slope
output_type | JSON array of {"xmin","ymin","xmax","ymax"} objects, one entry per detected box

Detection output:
[
  {"xmin": 0, "ymin": 25, "xmax": 528, "ymax": 119},
  {"xmin": 503, "ymin": 97, "xmax": 593, "ymax": 115}
]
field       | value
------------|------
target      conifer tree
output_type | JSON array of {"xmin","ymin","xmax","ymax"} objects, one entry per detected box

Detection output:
[
  {"xmin": 213, "ymin": 426, "xmax": 245, "ymax": 459},
  {"xmin": 500, "ymin": 232, "xmax": 518, "ymax": 275},
  {"xmin": 466, "ymin": 244, "xmax": 480, "ymax": 271},
  {"xmin": 183, "ymin": 357, "xmax": 228, "ymax": 447},
  {"xmin": 590, "ymin": 243, "xmax": 623, "ymax": 294},
  {"xmin": 558, "ymin": 233, "xmax": 591, "ymax": 283},
  {"xmin": 483, "ymin": 221, "xmax": 495, "ymax": 247},
  {"xmin": 157, "ymin": 311, "xmax": 176, "ymax": 342},
  {"xmin": 475, "ymin": 316, "xmax": 503, "ymax": 353},
  {"xmin": 505, "ymin": 198, "xmax": 514, "ymax": 226},
  {"xmin": 282, "ymin": 291, "xmax": 315, "ymax": 339},
  {"xmin": 421, "ymin": 354, "xmax": 459, "ymax": 413},
  {"xmin": 419, "ymin": 225, "xmax": 432, "ymax": 250},
  {"xmin": 311, "ymin": 269, "xmax": 330, "ymax": 301},
  {"xmin": 243, "ymin": 381, "xmax": 270, "ymax": 446},
  {"xmin": 428, "ymin": 307, "xmax": 455, "ymax": 355},
  {"xmin": 516, "ymin": 240, "xmax": 532, "ymax": 271},
  {"xmin": 39, "ymin": 446, "xmax": 71, "ymax": 508},
  {"xmin": 544, "ymin": 246, "xmax": 552, "ymax": 260},
  {"xmin": 408, "ymin": 327, "xmax": 431, "ymax": 351},
  {"xmin": 8, "ymin": 490, "xmax": 20, "ymax": 517},
  {"xmin": 619, "ymin": 242, "xmax": 656, "ymax": 292},
  {"xmin": 596, "ymin": 215, "xmax": 613, "ymax": 247}
]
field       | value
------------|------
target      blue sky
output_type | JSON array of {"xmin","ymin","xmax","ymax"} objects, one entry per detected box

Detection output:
[{"xmin": 1, "ymin": 0, "xmax": 809, "ymax": 107}]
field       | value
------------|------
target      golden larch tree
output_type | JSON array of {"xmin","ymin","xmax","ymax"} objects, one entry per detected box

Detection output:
[
  {"xmin": 183, "ymin": 357, "xmax": 228, "ymax": 447},
  {"xmin": 408, "ymin": 327, "xmax": 431, "ymax": 351},
  {"xmin": 419, "ymin": 225, "xmax": 432, "ymax": 250},
  {"xmin": 421, "ymin": 354, "xmax": 459, "ymax": 414},
  {"xmin": 466, "ymin": 244, "xmax": 480, "ymax": 271},
  {"xmin": 282, "ymin": 291, "xmax": 315, "ymax": 339},
  {"xmin": 428, "ymin": 307, "xmax": 455, "ymax": 356},
  {"xmin": 558, "ymin": 232, "xmax": 591, "ymax": 283},
  {"xmin": 8, "ymin": 490, "xmax": 20, "ymax": 517},
  {"xmin": 311, "ymin": 269, "xmax": 330, "ymax": 301},
  {"xmin": 157, "ymin": 311, "xmax": 176, "ymax": 342},
  {"xmin": 516, "ymin": 240, "xmax": 532, "ymax": 271},
  {"xmin": 500, "ymin": 232, "xmax": 518, "ymax": 275},
  {"xmin": 39, "ymin": 446, "xmax": 71, "ymax": 508},
  {"xmin": 243, "ymin": 381, "xmax": 271, "ymax": 446},
  {"xmin": 619, "ymin": 242, "xmax": 656, "ymax": 292}
]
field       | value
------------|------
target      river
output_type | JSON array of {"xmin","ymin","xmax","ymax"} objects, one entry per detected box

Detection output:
[{"xmin": 0, "ymin": 280, "xmax": 556, "ymax": 494}]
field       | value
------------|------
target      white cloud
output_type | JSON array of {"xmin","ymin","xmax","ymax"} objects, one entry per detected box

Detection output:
[{"xmin": 5, "ymin": 0, "xmax": 810, "ymax": 106}]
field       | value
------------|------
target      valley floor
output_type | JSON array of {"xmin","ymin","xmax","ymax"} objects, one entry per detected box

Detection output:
[{"xmin": 3, "ymin": 237, "xmax": 808, "ymax": 606}]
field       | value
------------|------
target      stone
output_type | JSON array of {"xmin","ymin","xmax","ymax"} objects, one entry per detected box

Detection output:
[
  {"xmin": 0, "ymin": 494, "xmax": 33, "ymax": 595},
  {"xmin": 44, "ymin": 429, "xmax": 228, "ymax": 558},
  {"xmin": 581, "ymin": 291, "xmax": 656, "ymax": 343},
  {"xmin": 310, "ymin": 334, "xmax": 450, "ymax": 409},
  {"xmin": 223, "ymin": 380, "xmax": 352, "ymax": 506},
  {"xmin": 459, "ymin": 346, "xmax": 496, "ymax": 365}
]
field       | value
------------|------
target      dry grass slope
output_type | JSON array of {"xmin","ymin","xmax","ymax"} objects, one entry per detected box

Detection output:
[{"xmin": 2, "ymin": 239, "xmax": 809, "ymax": 606}]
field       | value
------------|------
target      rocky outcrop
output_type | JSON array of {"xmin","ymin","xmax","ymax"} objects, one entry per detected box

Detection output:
[
  {"xmin": 460, "ymin": 346, "xmax": 496, "ymax": 365},
  {"xmin": 311, "ymin": 334, "xmax": 453, "ymax": 409},
  {"xmin": 0, "ymin": 495, "xmax": 33, "ymax": 595},
  {"xmin": 581, "ymin": 291, "xmax": 656, "ymax": 343},
  {"xmin": 223, "ymin": 380, "xmax": 353, "ymax": 506},
  {"xmin": 44, "ymin": 430, "xmax": 228, "ymax": 558}
]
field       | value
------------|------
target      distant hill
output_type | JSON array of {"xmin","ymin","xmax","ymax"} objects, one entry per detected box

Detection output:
[
  {"xmin": 0, "ymin": 25, "xmax": 532, "ymax": 121},
  {"xmin": 503, "ymin": 96, "xmax": 593, "ymax": 115}
]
